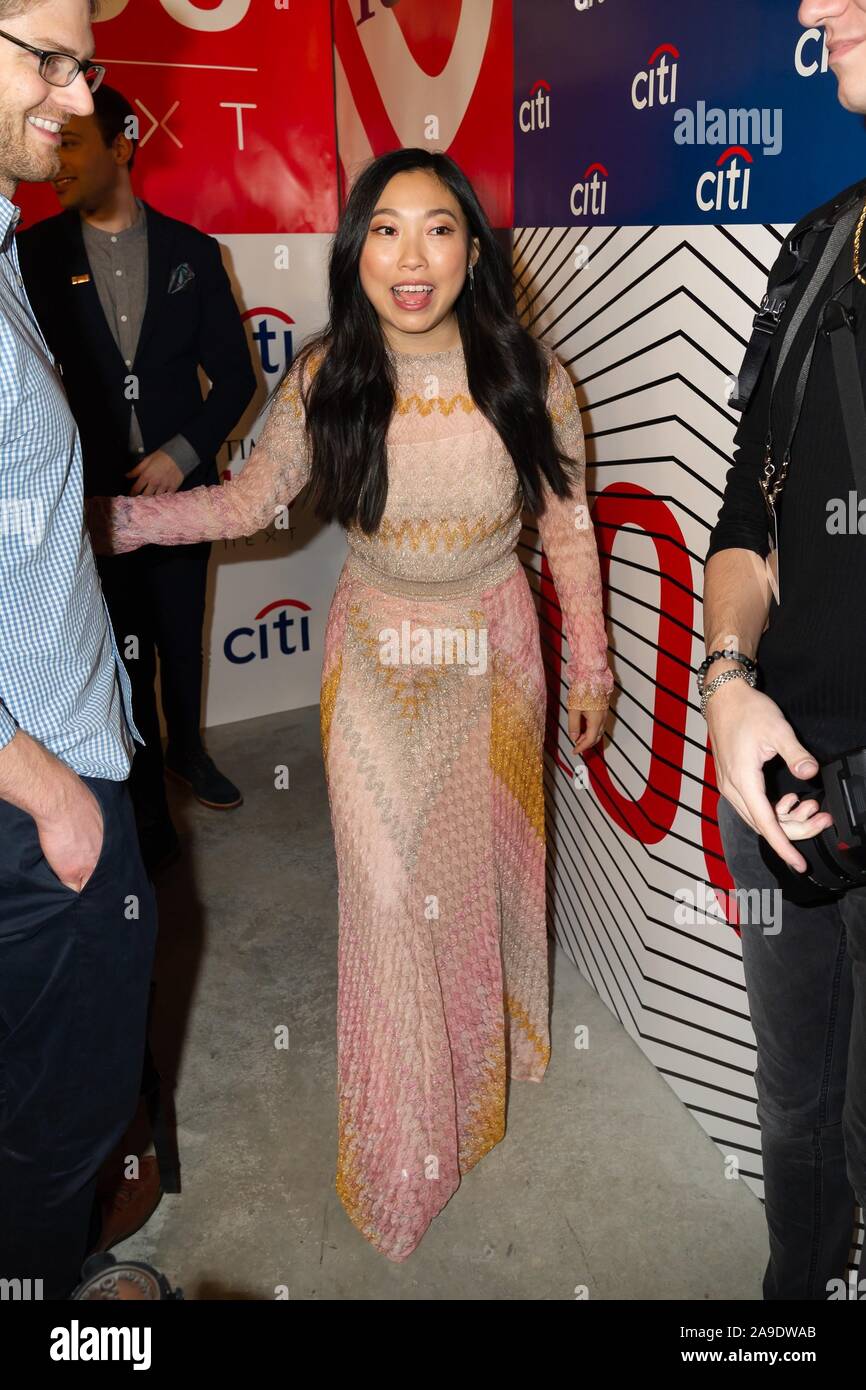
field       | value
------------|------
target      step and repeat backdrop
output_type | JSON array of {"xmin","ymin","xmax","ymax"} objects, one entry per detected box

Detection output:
[
  {"xmin": 513, "ymin": 0, "xmax": 866, "ymax": 1240},
  {"xmin": 12, "ymin": 0, "xmax": 863, "ymax": 1248},
  {"xmin": 15, "ymin": 0, "xmax": 343, "ymax": 727},
  {"xmin": 14, "ymin": 0, "xmax": 512, "ymax": 727}
]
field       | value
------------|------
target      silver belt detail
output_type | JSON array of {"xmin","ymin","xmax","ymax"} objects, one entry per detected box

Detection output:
[{"xmin": 344, "ymin": 549, "xmax": 520, "ymax": 599}]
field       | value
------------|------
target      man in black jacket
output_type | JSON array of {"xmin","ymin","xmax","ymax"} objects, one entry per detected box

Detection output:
[
  {"xmin": 703, "ymin": 5, "xmax": 866, "ymax": 1300},
  {"xmin": 18, "ymin": 85, "xmax": 258, "ymax": 871}
]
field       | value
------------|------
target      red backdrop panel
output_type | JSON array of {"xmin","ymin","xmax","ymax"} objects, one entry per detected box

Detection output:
[
  {"xmin": 15, "ymin": 0, "xmax": 338, "ymax": 234},
  {"xmin": 334, "ymin": 0, "xmax": 513, "ymax": 228}
]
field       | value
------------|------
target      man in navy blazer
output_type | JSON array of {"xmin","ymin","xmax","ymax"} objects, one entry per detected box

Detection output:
[{"xmin": 18, "ymin": 85, "xmax": 258, "ymax": 871}]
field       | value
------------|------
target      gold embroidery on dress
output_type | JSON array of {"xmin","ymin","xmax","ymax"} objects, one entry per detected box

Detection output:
[
  {"xmin": 319, "ymin": 652, "xmax": 342, "ymax": 766},
  {"xmin": 273, "ymin": 382, "xmax": 303, "ymax": 422},
  {"xmin": 568, "ymin": 682, "xmax": 611, "ymax": 712},
  {"xmin": 336, "ymin": 1099, "xmax": 377, "ymax": 1241},
  {"xmin": 545, "ymin": 361, "xmax": 579, "ymax": 427},
  {"xmin": 394, "ymin": 391, "xmax": 475, "ymax": 417},
  {"xmin": 490, "ymin": 669, "xmax": 546, "ymax": 841},
  {"xmin": 505, "ymin": 992, "xmax": 552, "ymax": 1068},
  {"xmin": 375, "ymin": 514, "xmax": 512, "ymax": 554},
  {"xmin": 459, "ymin": 1039, "xmax": 507, "ymax": 1172}
]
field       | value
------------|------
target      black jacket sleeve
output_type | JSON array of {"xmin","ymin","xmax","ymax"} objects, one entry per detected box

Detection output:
[{"xmin": 173, "ymin": 233, "xmax": 258, "ymax": 462}]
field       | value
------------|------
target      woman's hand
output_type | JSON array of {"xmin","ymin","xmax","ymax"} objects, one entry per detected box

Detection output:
[{"xmin": 569, "ymin": 704, "xmax": 607, "ymax": 754}]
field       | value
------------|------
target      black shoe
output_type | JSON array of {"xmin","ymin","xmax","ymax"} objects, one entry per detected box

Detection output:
[
  {"xmin": 164, "ymin": 747, "xmax": 243, "ymax": 810},
  {"xmin": 138, "ymin": 817, "xmax": 182, "ymax": 876}
]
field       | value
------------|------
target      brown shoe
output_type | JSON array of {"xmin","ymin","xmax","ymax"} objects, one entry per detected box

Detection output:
[{"xmin": 91, "ymin": 1154, "xmax": 163, "ymax": 1254}]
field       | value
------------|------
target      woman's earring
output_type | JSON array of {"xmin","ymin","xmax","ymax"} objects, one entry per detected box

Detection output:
[{"xmin": 469, "ymin": 263, "xmax": 475, "ymax": 292}]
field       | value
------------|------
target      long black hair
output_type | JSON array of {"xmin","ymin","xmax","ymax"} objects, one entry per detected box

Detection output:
[{"xmin": 282, "ymin": 147, "xmax": 578, "ymax": 534}]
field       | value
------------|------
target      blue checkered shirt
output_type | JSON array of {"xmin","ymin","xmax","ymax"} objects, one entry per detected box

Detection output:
[{"xmin": 0, "ymin": 192, "xmax": 140, "ymax": 778}]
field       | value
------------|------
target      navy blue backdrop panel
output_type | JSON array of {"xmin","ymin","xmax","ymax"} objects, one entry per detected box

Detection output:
[{"xmin": 514, "ymin": 0, "xmax": 866, "ymax": 227}]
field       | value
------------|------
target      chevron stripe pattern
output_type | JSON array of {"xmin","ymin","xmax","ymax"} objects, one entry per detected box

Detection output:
[{"xmin": 514, "ymin": 220, "xmax": 865, "ymax": 1265}]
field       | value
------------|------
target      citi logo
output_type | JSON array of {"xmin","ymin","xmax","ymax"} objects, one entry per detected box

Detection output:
[
  {"xmin": 569, "ymin": 161, "xmax": 608, "ymax": 218},
  {"xmin": 570, "ymin": 162, "xmax": 608, "ymax": 218},
  {"xmin": 795, "ymin": 27, "xmax": 829, "ymax": 77},
  {"xmin": 518, "ymin": 79, "xmax": 551, "ymax": 133},
  {"xmin": 631, "ymin": 43, "xmax": 679, "ymax": 109},
  {"xmin": 242, "ymin": 307, "xmax": 295, "ymax": 379},
  {"xmin": 696, "ymin": 146, "xmax": 752, "ymax": 213},
  {"xmin": 224, "ymin": 598, "xmax": 311, "ymax": 666}
]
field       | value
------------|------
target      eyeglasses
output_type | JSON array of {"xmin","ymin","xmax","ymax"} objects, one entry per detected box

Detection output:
[{"xmin": 0, "ymin": 28, "xmax": 105, "ymax": 92}]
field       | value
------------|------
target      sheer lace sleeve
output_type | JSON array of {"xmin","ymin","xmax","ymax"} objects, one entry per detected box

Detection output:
[
  {"xmin": 536, "ymin": 350, "xmax": 614, "ymax": 713},
  {"xmin": 90, "ymin": 351, "xmax": 317, "ymax": 554}
]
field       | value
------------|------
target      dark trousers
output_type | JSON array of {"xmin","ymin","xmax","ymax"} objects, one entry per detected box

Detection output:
[
  {"xmin": 717, "ymin": 795, "xmax": 866, "ymax": 1300},
  {"xmin": 96, "ymin": 541, "xmax": 211, "ymax": 827},
  {"xmin": 0, "ymin": 776, "xmax": 157, "ymax": 1299}
]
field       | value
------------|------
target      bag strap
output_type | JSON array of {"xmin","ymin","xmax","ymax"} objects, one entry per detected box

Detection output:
[
  {"xmin": 758, "ymin": 203, "xmax": 861, "ymax": 493},
  {"xmin": 730, "ymin": 248, "xmax": 817, "ymax": 411},
  {"xmin": 730, "ymin": 187, "xmax": 865, "ymax": 412},
  {"xmin": 772, "ymin": 203, "xmax": 861, "ymax": 398},
  {"xmin": 825, "ymin": 256, "xmax": 866, "ymax": 499}
]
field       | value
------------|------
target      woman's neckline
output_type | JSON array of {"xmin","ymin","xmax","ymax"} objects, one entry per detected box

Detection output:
[{"xmin": 384, "ymin": 339, "xmax": 464, "ymax": 362}]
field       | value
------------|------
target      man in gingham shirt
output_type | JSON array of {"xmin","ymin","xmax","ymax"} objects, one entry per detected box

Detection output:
[{"xmin": 0, "ymin": 0, "xmax": 156, "ymax": 1298}]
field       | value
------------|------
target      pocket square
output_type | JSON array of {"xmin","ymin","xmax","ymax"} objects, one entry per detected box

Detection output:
[{"xmin": 167, "ymin": 262, "xmax": 195, "ymax": 294}]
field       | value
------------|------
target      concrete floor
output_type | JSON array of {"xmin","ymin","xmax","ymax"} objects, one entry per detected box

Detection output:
[{"xmin": 115, "ymin": 705, "xmax": 768, "ymax": 1300}]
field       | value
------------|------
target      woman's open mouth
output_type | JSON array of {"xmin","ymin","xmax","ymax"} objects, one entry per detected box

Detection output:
[{"xmin": 391, "ymin": 283, "xmax": 434, "ymax": 311}]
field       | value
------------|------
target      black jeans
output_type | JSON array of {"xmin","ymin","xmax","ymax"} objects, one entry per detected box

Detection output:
[
  {"xmin": 717, "ymin": 794, "xmax": 866, "ymax": 1300},
  {"xmin": 96, "ymin": 541, "xmax": 211, "ymax": 827},
  {"xmin": 0, "ymin": 776, "xmax": 157, "ymax": 1299}
]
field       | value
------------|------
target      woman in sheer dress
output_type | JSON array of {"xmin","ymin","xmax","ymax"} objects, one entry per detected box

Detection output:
[{"xmin": 91, "ymin": 148, "xmax": 614, "ymax": 1262}]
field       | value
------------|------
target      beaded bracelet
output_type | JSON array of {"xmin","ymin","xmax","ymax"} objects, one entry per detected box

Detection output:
[{"xmin": 696, "ymin": 648, "xmax": 757, "ymax": 697}]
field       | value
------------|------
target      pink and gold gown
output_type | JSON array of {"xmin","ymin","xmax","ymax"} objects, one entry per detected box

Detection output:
[{"xmin": 98, "ymin": 340, "xmax": 613, "ymax": 1261}]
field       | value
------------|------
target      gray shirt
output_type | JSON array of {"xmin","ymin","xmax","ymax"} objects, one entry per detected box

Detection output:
[{"xmin": 80, "ymin": 197, "xmax": 199, "ymax": 478}]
